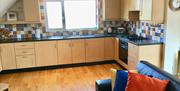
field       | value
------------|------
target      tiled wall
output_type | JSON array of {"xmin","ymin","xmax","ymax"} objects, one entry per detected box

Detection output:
[{"xmin": 0, "ymin": 0, "xmax": 165, "ymax": 42}]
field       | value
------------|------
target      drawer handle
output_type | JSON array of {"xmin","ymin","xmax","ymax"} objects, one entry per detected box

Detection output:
[
  {"xmin": 22, "ymin": 51, "xmax": 27, "ymax": 53},
  {"xmin": 22, "ymin": 56, "xmax": 27, "ymax": 58}
]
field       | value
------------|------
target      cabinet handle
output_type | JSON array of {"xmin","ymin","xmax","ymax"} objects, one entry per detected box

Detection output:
[
  {"xmin": 22, "ymin": 56, "xmax": 27, "ymax": 58},
  {"xmin": 22, "ymin": 51, "xmax": 27, "ymax": 53},
  {"xmin": 0, "ymin": 47, "xmax": 1, "ymax": 52},
  {"xmin": 71, "ymin": 43, "xmax": 74, "ymax": 47},
  {"xmin": 54, "ymin": 44, "xmax": 57, "ymax": 48}
]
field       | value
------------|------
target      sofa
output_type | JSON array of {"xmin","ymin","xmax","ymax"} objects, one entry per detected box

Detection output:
[{"xmin": 95, "ymin": 61, "xmax": 180, "ymax": 91}]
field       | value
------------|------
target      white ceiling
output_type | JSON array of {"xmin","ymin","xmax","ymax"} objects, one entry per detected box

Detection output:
[{"xmin": 0, "ymin": 0, "xmax": 17, "ymax": 18}]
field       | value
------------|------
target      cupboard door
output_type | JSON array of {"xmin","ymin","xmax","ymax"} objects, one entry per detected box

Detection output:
[
  {"xmin": 140, "ymin": 0, "xmax": 152, "ymax": 20},
  {"xmin": 23, "ymin": 0, "xmax": 40, "ymax": 22},
  {"xmin": 35, "ymin": 41, "xmax": 58, "ymax": 66},
  {"xmin": 129, "ymin": 0, "xmax": 141, "ymax": 11},
  {"xmin": 102, "ymin": 0, "xmax": 121, "ymax": 20},
  {"xmin": 0, "ymin": 55, "xmax": 2, "ymax": 71},
  {"xmin": 86, "ymin": 38, "xmax": 105, "ymax": 62},
  {"xmin": 72, "ymin": 39, "xmax": 86, "ymax": 63},
  {"xmin": 0, "ymin": 44, "xmax": 16, "ymax": 70},
  {"xmin": 16, "ymin": 55, "xmax": 36, "ymax": 69},
  {"xmin": 104, "ymin": 38, "xmax": 115, "ymax": 60},
  {"xmin": 58, "ymin": 40, "xmax": 72, "ymax": 65},
  {"xmin": 120, "ymin": 0, "xmax": 130, "ymax": 20},
  {"xmin": 114, "ymin": 38, "xmax": 119, "ymax": 60}
]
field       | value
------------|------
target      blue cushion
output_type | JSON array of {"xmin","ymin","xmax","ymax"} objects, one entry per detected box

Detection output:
[{"xmin": 113, "ymin": 70, "xmax": 128, "ymax": 91}]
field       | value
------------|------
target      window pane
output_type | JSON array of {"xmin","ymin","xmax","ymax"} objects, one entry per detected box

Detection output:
[
  {"xmin": 46, "ymin": 2, "xmax": 63, "ymax": 29},
  {"xmin": 64, "ymin": 0, "xmax": 97, "ymax": 29}
]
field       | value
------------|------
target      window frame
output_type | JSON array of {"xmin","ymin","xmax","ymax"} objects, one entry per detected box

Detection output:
[{"xmin": 45, "ymin": 0, "xmax": 98, "ymax": 32}]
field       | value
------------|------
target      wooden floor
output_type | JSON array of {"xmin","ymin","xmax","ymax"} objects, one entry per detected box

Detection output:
[{"xmin": 0, "ymin": 63, "xmax": 120, "ymax": 91}]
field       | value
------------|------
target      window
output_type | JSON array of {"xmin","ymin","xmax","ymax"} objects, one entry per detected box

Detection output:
[{"xmin": 45, "ymin": 0, "xmax": 98, "ymax": 31}]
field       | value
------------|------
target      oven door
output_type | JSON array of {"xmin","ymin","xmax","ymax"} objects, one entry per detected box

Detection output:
[{"xmin": 119, "ymin": 40, "xmax": 128, "ymax": 64}]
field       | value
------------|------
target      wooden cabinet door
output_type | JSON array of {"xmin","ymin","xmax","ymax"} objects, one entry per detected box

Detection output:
[
  {"xmin": 0, "ymin": 44, "xmax": 16, "ymax": 70},
  {"xmin": 23, "ymin": 0, "xmax": 40, "ymax": 22},
  {"xmin": 58, "ymin": 40, "xmax": 72, "ymax": 65},
  {"xmin": 35, "ymin": 41, "xmax": 58, "ymax": 66},
  {"xmin": 104, "ymin": 38, "xmax": 115, "ymax": 60},
  {"xmin": 114, "ymin": 38, "xmax": 119, "ymax": 60},
  {"xmin": 140, "ymin": 0, "xmax": 152, "ymax": 20},
  {"xmin": 102, "ymin": 0, "xmax": 121, "ymax": 21},
  {"xmin": 85, "ymin": 38, "xmax": 105, "ymax": 62},
  {"xmin": 120, "ymin": 0, "xmax": 130, "ymax": 20},
  {"xmin": 129, "ymin": 0, "xmax": 141, "ymax": 11},
  {"xmin": 72, "ymin": 39, "xmax": 86, "ymax": 63}
]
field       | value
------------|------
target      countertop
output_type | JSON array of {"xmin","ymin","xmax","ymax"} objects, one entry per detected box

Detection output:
[{"xmin": 0, "ymin": 34, "xmax": 163, "ymax": 46}]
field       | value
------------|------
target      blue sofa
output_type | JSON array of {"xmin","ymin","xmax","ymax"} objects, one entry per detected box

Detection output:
[{"xmin": 95, "ymin": 61, "xmax": 180, "ymax": 91}]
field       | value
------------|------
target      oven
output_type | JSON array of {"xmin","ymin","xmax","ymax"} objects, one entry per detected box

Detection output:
[{"xmin": 119, "ymin": 39, "xmax": 128, "ymax": 64}]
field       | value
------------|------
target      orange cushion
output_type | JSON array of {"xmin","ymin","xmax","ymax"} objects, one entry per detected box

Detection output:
[{"xmin": 126, "ymin": 72, "xmax": 169, "ymax": 91}]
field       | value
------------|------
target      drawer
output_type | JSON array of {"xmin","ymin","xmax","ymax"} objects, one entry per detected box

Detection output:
[
  {"xmin": 15, "ymin": 42, "xmax": 34, "ymax": 49},
  {"xmin": 16, "ymin": 55, "xmax": 35, "ymax": 68},
  {"xmin": 15, "ymin": 49, "xmax": 34, "ymax": 56}
]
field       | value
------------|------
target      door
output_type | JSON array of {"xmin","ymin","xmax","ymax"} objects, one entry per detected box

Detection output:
[
  {"xmin": 85, "ymin": 38, "xmax": 105, "ymax": 62},
  {"xmin": 129, "ymin": 0, "xmax": 141, "ymax": 11},
  {"xmin": 104, "ymin": 38, "xmax": 115, "ymax": 60},
  {"xmin": 72, "ymin": 39, "xmax": 86, "ymax": 63},
  {"xmin": 0, "ymin": 44, "xmax": 16, "ymax": 70},
  {"xmin": 120, "ymin": 0, "xmax": 130, "ymax": 20},
  {"xmin": 58, "ymin": 40, "xmax": 72, "ymax": 65},
  {"xmin": 102, "ymin": 0, "xmax": 121, "ymax": 20},
  {"xmin": 23, "ymin": 0, "xmax": 40, "ymax": 22},
  {"xmin": 140, "ymin": 0, "xmax": 152, "ymax": 20},
  {"xmin": 35, "ymin": 41, "xmax": 58, "ymax": 66}
]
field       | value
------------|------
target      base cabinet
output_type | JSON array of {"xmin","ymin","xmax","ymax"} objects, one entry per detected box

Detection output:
[
  {"xmin": 0, "ymin": 44, "xmax": 16, "ymax": 70},
  {"xmin": 104, "ymin": 38, "xmax": 115, "ymax": 60},
  {"xmin": 128, "ymin": 43, "xmax": 162, "ymax": 69},
  {"xmin": 58, "ymin": 40, "xmax": 73, "ymax": 65},
  {"xmin": 35, "ymin": 41, "xmax": 58, "ymax": 67},
  {"xmin": 85, "ymin": 38, "xmax": 105, "ymax": 62}
]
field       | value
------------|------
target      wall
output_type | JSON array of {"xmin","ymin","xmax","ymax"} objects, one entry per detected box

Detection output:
[{"xmin": 164, "ymin": 2, "xmax": 180, "ymax": 74}]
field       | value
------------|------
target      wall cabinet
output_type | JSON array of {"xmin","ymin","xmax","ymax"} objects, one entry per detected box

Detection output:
[
  {"xmin": 128, "ymin": 43, "xmax": 162, "ymax": 70},
  {"xmin": 23, "ymin": 0, "xmax": 41, "ymax": 22},
  {"xmin": 0, "ymin": 44, "xmax": 16, "ymax": 70},
  {"xmin": 85, "ymin": 38, "xmax": 105, "ymax": 62},
  {"xmin": 104, "ymin": 38, "xmax": 115, "ymax": 60},
  {"xmin": 140, "ymin": 0, "xmax": 164, "ymax": 23},
  {"xmin": 35, "ymin": 41, "xmax": 58, "ymax": 67},
  {"xmin": 129, "ymin": 0, "xmax": 140, "ymax": 11},
  {"xmin": 102, "ymin": 0, "xmax": 121, "ymax": 21},
  {"xmin": 119, "ymin": 0, "xmax": 130, "ymax": 20}
]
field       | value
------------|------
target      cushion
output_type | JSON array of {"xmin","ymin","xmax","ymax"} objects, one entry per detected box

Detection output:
[
  {"xmin": 113, "ymin": 70, "xmax": 128, "ymax": 91},
  {"xmin": 126, "ymin": 72, "xmax": 170, "ymax": 91},
  {"xmin": 111, "ymin": 69, "xmax": 138, "ymax": 91}
]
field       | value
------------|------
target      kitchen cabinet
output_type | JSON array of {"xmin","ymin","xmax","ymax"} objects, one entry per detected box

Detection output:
[
  {"xmin": 58, "ymin": 40, "xmax": 72, "ymax": 65},
  {"xmin": 120, "ymin": 0, "xmax": 130, "ymax": 20},
  {"xmin": 0, "ymin": 44, "xmax": 16, "ymax": 70},
  {"xmin": 129, "ymin": 0, "xmax": 140, "ymax": 11},
  {"xmin": 128, "ymin": 43, "xmax": 162, "ymax": 69},
  {"xmin": 58, "ymin": 39, "xmax": 86, "ymax": 64},
  {"xmin": 35, "ymin": 41, "xmax": 58, "ymax": 66},
  {"xmin": 14, "ymin": 42, "xmax": 36, "ymax": 69},
  {"xmin": 114, "ymin": 38, "xmax": 119, "ymax": 60},
  {"xmin": 23, "ymin": 0, "xmax": 41, "ymax": 22},
  {"xmin": 0, "ymin": 56, "xmax": 2, "ymax": 71},
  {"xmin": 140, "ymin": 0, "xmax": 165, "ymax": 23},
  {"xmin": 85, "ymin": 38, "xmax": 105, "ymax": 62},
  {"xmin": 71, "ymin": 39, "xmax": 86, "ymax": 63},
  {"xmin": 104, "ymin": 38, "xmax": 115, "ymax": 60},
  {"xmin": 102, "ymin": 0, "xmax": 121, "ymax": 21}
]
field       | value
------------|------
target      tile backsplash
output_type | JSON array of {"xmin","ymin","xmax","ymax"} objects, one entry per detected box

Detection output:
[{"xmin": 0, "ymin": 0, "xmax": 165, "ymax": 42}]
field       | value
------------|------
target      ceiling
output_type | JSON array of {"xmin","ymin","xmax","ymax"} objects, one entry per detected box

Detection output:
[{"xmin": 0, "ymin": 0, "xmax": 17, "ymax": 18}]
